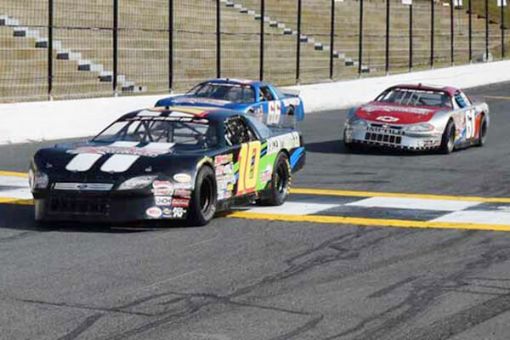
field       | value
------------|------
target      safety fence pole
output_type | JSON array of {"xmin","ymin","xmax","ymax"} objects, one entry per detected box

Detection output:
[
  {"xmin": 329, "ymin": 0, "xmax": 335, "ymax": 79},
  {"xmin": 430, "ymin": 0, "xmax": 435, "ymax": 67},
  {"xmin": 469, "ymin": 0, "xmax": 472, "ymax": 61},
  {"xmin": 501, "ymin": 0, "xmax": 505, "ymax": 59},
  {"xmin": 409, "ymin": 2, "xmax": 413, "ymax": 70},
  {"xmin": 385, "ymin": 0, "xmax": 390, "ymax": 73},
  {"xmin": 169, "ymin": 0, "xmax": 173, "ymax": 91},
  {"xmin": 485, "ymin": 0, "xmax": 489, "ymax": 61},
  {"xmin": 450, "ymin": 0, "xmax": 454, "ymax": 64},
  {"xmin": 260, "ymin": 0, "xmax": 265, "ymax": 80},
  {"xmin": 296, "ymin": 0, "xmax": 302, "ymax": 83},
  {"xmin": 216, "ymin": 0, "xmax": 221, "ymax": 78},
  {"xmin": 359, "ymin": 0, "xmax": 364, "ymax": 74},
  {"xmin": 113, "ymin": 0, "xmax": 118, "ymax": 94},
  {"xmin": 48, "ymin": 0, "xmax": 53, "ymax": 99}
]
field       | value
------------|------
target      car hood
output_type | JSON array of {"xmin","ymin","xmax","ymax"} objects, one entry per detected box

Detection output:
[
  {"xmin": 157, "ymin": 95, "xmax": 250, "ymax": 110},
  {"xmin": 355, "ymin": 102, "xmax": 443, "ymax": 125},
  {"xmin": 32, "ymin": 142, "xmax": 213, "ymax": 182}
]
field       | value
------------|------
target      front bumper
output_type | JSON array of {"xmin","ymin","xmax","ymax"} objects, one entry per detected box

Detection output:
[
  {"xmin": 34, "ymin": 191, "xmax": 190, "ymax": 223},
  {"xmin": 344, "ymin": 125, "xmax": 442, "ymax": 151}
]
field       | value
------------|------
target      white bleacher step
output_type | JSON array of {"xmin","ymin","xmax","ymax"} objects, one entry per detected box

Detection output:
[
  {"xmin": 361, "ymin": 65, "xmax": 370, "ymax": 73},
  {"xmin": 345, "ymin": 58, "xmax": 354, "ymax": 66},
  {"xmin": 225, "ymin": 1, "xmax": 235, "ymax": 7},
  {"xmin": 13, "ymin": 27, "xmax": 28, "ymax": 37},
  {"xmin": 277, "ymin": 22, "xmax": 286, "ymax": 29},
  {"xmin": 247, "ymin": 10, "xmax": 256, "ymax": 15},
  {"xmin": 300, "ymin": 35, "xmax": 308, "ymax": 43},
  {"xmin": 240, "ymin": 8, "xmax": 248, "ymax": 13},
  {"xmin": 269, "ymin": 21, "xmax": 278, "ymax": 27},
  {"xmin": 0, "ymin": 16, "xmax": 20, "ymax": 26},
  {"xmin": 35, "ymin": 38, "xmax": 48, "ymax": 48},
  {"xmin": 99, "ymin": 71, "xmax": 113, "ymax": 82},
  {"xmin": 314, "ymin": 43, "xmax": 324, "ymax": 51}
]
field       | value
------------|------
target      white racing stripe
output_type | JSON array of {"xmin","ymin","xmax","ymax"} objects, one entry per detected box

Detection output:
[
  {"xmin": 346, "ymin": 197, "xmax": 480, "ymax": 212},
  {"xmin": 100, "ymin": 154, "xmax": 140, "ymax": 173},
  {"xmin": 241, "ymin": 202, "xmax": 339, "ymax": 215},
  {"xmin": 0, "ymin": 176, "xmax": 28, "ymax": 188},
  {"xmin": 66, "ymin": 153, "xmax": 103, "ymax": 172},
  {"xmin": 432, "ymin": 211, "xmax": 510, "ymax": 226},
  {"xmin": 0, "ymin": 188, "xmax": 32, "ymax": 200},
  {"xmin": 143, "ymin": 142, "xmax": 175, "ymax": 152},
  {"xmin": 109, "ymin": 141, "xmax": 140, "ymax": 147}
]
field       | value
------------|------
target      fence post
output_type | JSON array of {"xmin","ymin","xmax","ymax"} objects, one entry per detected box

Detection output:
[
  {"xmin": 296, "ymin": 0, "xmax": 302, "ymax": 83},
  {"xmin": 113, "ymin": 0, "xmax": 118, "ymax": 94},
  {"xmin": 329, "ymin": 0, "xmax": 335, "ymax": 79},
  {"xmin": 501, "ymin": 0, "xmax": 505, "ymax": 59},
  {"xmin": 260, "ymin": 0, "xmax": 265, "ymax": 81},
  {"xmin": 169, "ymin": 0, "xmax": 173, "ymax": 91},
  {"xmin": 430, "ymin": 0, "xmax": 434, "ymax": 67},
  {"xmin": 450, "ymin": 0, "xmax": 454, "ymax": 64},
  {"xmin": 359, "ymin": 0, "xmax": 364, "ymax": 74},
  {"xmin": 468, "ymin": 0, "xmax": 472, "ymax": 61},
  {"xmin": 216, "ymin": 0, "xmax": 221, "ymax": 78},
  {"xmin": 409, "ymin": 3, "xmax": 413, "ymax": 70},
  {"xmin": 385, "ymin": 0, "xmax": 390, "ymax": 74},
  {"xmin": 48, "ymin": 0, "xmax": 53, "ymax": 100},
  {"xmin": 485, "ymin": 0, "xmax": 489, "ymax": 61}
]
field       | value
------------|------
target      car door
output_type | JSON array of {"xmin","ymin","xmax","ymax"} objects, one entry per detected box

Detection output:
[
  {"xmin": 224, "ymin": 116, "xmax": 262, "ymax": 197},
  {"xmin": 453, "ymin": 91, "xmax": 477, "ymax": 141}
]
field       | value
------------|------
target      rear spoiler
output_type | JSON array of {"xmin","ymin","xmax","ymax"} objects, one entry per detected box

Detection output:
[
  {"xmin": 246, "ymin": 110, "xmax": 298, "ymax": 129},
  {"xmin": 281, "ymin": 88, "xmax": 300, "ymax": 97}
]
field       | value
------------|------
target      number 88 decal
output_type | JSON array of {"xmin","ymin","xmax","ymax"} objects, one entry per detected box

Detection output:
[{"xmin": 237, "ymin": 141, "xmax": 261, "ymax": 195}]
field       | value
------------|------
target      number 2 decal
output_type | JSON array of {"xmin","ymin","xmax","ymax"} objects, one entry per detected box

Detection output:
[
  {"xmin": 237, "ymin": 141, "xmax": 261, "ymax": 195},
  {"xmin": 465, "ymin": 109, "xmax": 476, "ymax": 139}
]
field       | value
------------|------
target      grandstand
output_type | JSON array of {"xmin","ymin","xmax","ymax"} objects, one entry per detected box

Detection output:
[{"xmin": 0, "ymin": 0, "xmax": 507, "ymax": 103}]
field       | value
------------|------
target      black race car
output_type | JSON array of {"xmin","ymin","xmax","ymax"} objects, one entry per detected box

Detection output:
[{"xmin": 30, "ymin": 106, "xmax": 306, "ymax": 225}]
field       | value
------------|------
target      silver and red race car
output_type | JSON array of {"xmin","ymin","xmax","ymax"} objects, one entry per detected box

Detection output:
[{"xmin": 343, "ymin": 84, "xmax": 489, "ymax": 154}]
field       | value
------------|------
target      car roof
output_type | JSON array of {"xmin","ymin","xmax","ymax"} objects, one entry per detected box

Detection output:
[
  {"xmin": 120, "ymin": 106, "xmax": 242, "ymax": 122},
  {"xmin": 202, "ymin": 78, "xmax": 266, "ymax": 87},
  {"xmin": 389, "ymin": 84, "xmax": 459, "ymax": 96}
]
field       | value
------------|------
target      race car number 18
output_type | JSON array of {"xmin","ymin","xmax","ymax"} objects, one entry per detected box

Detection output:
[{"xmin": 237, "ymin": 141, "xmax": 261, "ymax": 195}]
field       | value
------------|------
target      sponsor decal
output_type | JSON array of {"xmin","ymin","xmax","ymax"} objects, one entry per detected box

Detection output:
[
  {"xmin": 146, "ymin": 207, "xmax": 162, "ymax": 218},
  {"xmin": 171, "ymin": 207, "xmax": 186, "ymax": 219},
  {"xmin": 152, "ymin": 181, "xmax": 173, "ymax": 196},
  {"xmin": 215, "ymin": 154, "xmax": 234, "ymax": 165},
  {"xmin": 266, "ymin": 132, "xmax": 301, "ymax": 155},
  {"xmin": 172, "ymin": 198, "xmax": 190, "ymax": 208},
  {"xmin": 174, "ymin": 189, "xmax": 191, "ymax": 198},
  {"xmin": 173, "ymin": 173, "xmax": 192, "ymax": 183},
  {"xmin": 153, "ymin": 180, "xmax": 172, "ymax": 189},
  {"xmin": 155, "ymin": 196, "xmax": 173, "ymax": 206},
  {"xmin": 260, "ymin": 165, "xmax": 273, "ymax": 183},
  {"xmin": 215, "ymin": 164, "xmax": 234, "ymax": 176},
  {"xmin": 376, "ymin": 116, "xmax": 400, "ymax": 123},
  {"xmin": 363, "ymin": 105, "xmax": 432, "ymax": 115}
]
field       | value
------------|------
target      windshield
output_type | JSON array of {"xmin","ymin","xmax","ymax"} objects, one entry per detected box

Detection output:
[
  {"xmin": 93, "ymin": 118, "xmax": 218, "ymax": 149},
  {"xmin": 376, "ymin": 88, "xmax": 452, "ymax": 108},
  {"xmin": 188, "ymin": 83, "xmax": 255, "ymax": 103}
]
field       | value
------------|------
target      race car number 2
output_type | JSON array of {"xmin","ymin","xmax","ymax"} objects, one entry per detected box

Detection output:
[{"xmin": 237, "ymin": 141, "xmax": 261, "ymax": 195}]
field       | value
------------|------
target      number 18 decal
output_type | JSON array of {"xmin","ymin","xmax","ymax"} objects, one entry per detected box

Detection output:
[{"xmin": 237, "ymin": 141, "xmax": 261, "ymax": 195}]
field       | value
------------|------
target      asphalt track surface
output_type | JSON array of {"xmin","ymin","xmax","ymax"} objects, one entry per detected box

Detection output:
[{"xmin": 1, "ymin": 82, "xmax": 510, "ymax": 339}]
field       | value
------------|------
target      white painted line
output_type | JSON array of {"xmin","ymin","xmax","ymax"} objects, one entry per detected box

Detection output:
[
  {"xmin": 0, "ymin": 176, "xmax": 28, "ymax": 188},
  {"xmin": 0, "ymin": 188, "xmax": 32, "ymax": 200},
  {"xmin": 347, "ymin": 197, "xmax": 480, "ymax": 212},
  {"xmin": 432, "ymin": 211, "xmax": 510, "ymax": 226},
  {"xmin": 241, "ymin": 202, "xmax": 339, "ymax": 215}
]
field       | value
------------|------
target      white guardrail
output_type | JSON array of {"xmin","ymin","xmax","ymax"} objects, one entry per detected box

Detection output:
[{"xmin": 1, "ymin": 60, "xmax": 510, "ymax": 145}]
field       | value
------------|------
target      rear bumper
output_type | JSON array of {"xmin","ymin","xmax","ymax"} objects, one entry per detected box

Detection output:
[
  {"xmin": 344, "ymin": 126, "xmax": 442, "ymax": 151},
  {"xmin": 34, "ymin": 192, "xmax": 189, "ymax": 223}
]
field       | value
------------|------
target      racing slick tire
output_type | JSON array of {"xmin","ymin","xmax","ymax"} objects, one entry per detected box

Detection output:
[
  {"xmin": 439, "ymin": 120, "xmax": 456, "ymax": 154},
  {"xmin": 259, "ymin": 152, "xmax": 291, "ymax": 206},
  {"xmin": 287, "ymin": 106, "xmax": 295, "ymax": 116},
  {"xmin": 188, "ymin": 166, "xmax": 217, "ymax": 226},
  {"xmin": 476, "ymin": 114, "xmax": 488, "ymax": 147}
]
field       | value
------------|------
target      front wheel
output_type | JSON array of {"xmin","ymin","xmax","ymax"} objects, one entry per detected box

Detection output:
[
  {"xmin": 439, "ymin": 120, "xmax": 456, "ymax": 154},
  {"xmin": 476, "ymin": 114, "xmax": 488, "ymax": 147},
  {"xmin": 259, "ymin": 152, "xmax": 291, "ymax": 206},
  {"xmin": 188, "ymin": 166, "xmax": 217, "ymax": 226}
]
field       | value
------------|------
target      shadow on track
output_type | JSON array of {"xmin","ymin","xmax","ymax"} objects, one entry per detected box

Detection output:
[
  {"xmin": 306, "ymin": 139, "xmax": 442, "ymax": 157},
  {"xmin": 0, "ymin": 204, "xmax": 200, "ymax": 234}
]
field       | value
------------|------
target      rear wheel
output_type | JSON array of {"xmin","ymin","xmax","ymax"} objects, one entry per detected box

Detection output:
[
  {"xmin": 259, "ymin": 153, "xmax": 291, "ymax": 206},
  {"xmin": 439, "ymin": 120, "xmax": 456, "ymax": 154},
  {"xmin": 188, "ymin": 166, "xmax": 217, "ymax": 226},
  {"xmin": 476, "ymin": 114, "xmax": 488, "ymax": 147}
]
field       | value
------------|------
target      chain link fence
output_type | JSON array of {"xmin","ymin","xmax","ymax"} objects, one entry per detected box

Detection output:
[{"xmin": 0, "ymin": 0, "xmax": 508, "ymax": 103}]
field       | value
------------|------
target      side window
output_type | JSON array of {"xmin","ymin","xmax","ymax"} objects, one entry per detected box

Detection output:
[
  {"xmin": 259, "ymin": 86, "xmax": 275, "ymax": 102},
  {"xmin": 454, "ymin": 92, "xmax": 469, "ymax": 109},
  {"xmin": 224, "ymin": 117, "xmax": 257, "ymax": 146}
]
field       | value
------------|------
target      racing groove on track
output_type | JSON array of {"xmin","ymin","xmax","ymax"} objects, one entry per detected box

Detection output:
[{"xmin": 1, "ymin": 82, "xmax": 510, "ymax": 339}]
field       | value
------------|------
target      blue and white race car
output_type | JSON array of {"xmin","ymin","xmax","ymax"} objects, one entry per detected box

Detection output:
[{"xmin": 156, "ymin": 78, "xmax": 305, "ymax": 122}]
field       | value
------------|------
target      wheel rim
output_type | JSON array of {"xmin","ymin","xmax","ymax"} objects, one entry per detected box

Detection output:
[
  {"xmin": 447, "ymin": 126, "xmax": 455, "ymax": 151},
  {"xmin": 276, "ymin": 162, "xmax": 289, "ymax": 194},
  {"xmin": 480, "ymin": 120, "xmax": 487, "ymax": 143},
  {"xmin": 199, "ymin": 177, "xmax": 213, "ymax": 215}
]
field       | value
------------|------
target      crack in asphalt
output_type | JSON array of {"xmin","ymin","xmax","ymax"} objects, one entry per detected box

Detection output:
[{"xmin": 56, "ymin": 313, "xmax": 103, "ymax": 340}]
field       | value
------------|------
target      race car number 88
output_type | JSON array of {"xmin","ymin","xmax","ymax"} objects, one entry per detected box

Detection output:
[{"xmin": 237, "ymin": 141, "xmax": 261, "ymax": 195}]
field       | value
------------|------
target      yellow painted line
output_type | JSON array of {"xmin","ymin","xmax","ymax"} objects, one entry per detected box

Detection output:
[
  {"xmin": 291, "ymin": 187, "xmax": 510, "ymax": 204},
  {"xmin": 0, "ymin": 197, "xmax": 33, "ymax": 206},
  {"xmin": 0, "ymin": 170, "xmax": 27, "ymax": 178},
  {"xmin": 484, "ymin": 95, "xmax": 510, "ymax": 101},
  {"xmin": 228, "ymin": 211, "xmax": 510, "ymax": 232}
]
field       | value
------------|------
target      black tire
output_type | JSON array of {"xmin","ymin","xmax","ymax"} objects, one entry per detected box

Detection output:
[
  {"xmin": 287, "ymin": 106, "xmax": 295, "ymax": 116},
  {"xmin": 476, "ymin": 114, "xmax": 488, "ymax": 147},
  {"xmin": 188, "ymin": 166, "xmax": 217, "ymax": 226},
  {"xmin": 439, "ymin": 120, "xmax": 456, "ymax": 154},
  {"xmin": 259, "ymin": 152, "xmax": 291, "ymax": 206}
]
